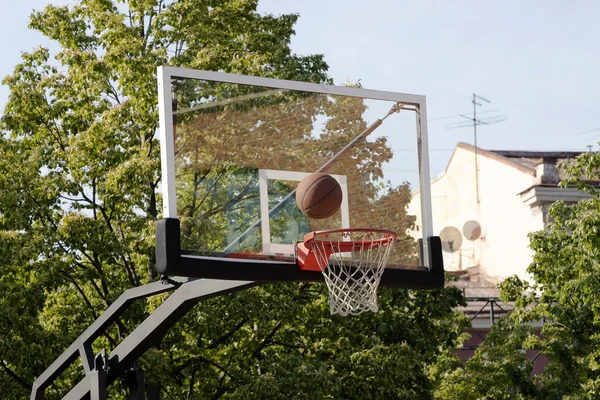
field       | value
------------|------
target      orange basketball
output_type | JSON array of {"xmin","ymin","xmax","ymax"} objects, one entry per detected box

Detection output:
[{"xmin": 295, "ymin": 173, "xmax": 343, "ymax": 219}]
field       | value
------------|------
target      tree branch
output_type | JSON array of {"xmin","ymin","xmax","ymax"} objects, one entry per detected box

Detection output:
[
  {"xmin": 57, "ymin": 272, "xmax": 117, "ymax": 348},
  {"xmin": 0, "ymin": 359, "xmax": 31, "ymax": 389},
  {"xmin": 208, "ymin": 318, "xmax": 250, "ymax": 349},
  {"xmin": 60, "ymin": 271, "xmax": 98, "ymax": 319},
  {"xmin": 252, "ymin": 322, "xmax": 282, "ymax": 360},
  {"xmin": 270, "ymin": 341, "xmax": 306, "ymax": 350},
  {"xmin": 186, "ymin": 366, "xmax": 196, "ymax": 400},
  {"xmin": 211, "ymin": 355, "xmax": 234, "ymax": 400}
]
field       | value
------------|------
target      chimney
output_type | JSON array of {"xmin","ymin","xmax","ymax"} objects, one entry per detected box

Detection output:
[{"xmin": 534, "ymin": 158, "xmax": 560, "ymax": 185}]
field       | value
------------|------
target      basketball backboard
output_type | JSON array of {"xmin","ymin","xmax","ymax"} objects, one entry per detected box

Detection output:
[{"xmin": 155, "ymin": 67, "xmax": 442, "ymax": 288}]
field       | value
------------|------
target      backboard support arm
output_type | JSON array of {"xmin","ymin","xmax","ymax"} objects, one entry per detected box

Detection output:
[{"xmin": 30, "ymin": 278, "xmax": 256, "ymax": 400}]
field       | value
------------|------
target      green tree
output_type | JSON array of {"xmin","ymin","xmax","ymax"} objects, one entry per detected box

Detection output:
[
  {"xmin": 436, "ymin": 151, "xmax": 600, "ymax": 399},
  {"xmin": 0, "ymin": 1, "xmax": 467, "ymax": 398}
]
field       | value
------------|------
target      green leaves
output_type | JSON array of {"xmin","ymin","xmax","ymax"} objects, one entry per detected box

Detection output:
[
  {"xmin": 138, "ymin": 283, "xmax": 466, "ymax": 399},
  {"xmin": 0, "ymin": 1, "xmax": 467, "ymax": 398},
  {"xmin": 441, "ymin": 150, "xmax": 600, "ymax": 399}
]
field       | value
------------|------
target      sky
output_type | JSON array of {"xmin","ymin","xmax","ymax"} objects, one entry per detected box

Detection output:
[{"xmin": 2, "ymin": 0, "xmax": 600, "ymax": 183}]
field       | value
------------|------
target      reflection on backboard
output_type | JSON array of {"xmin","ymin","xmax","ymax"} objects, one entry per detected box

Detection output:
[{"xmin": 155, "ymin": 67, "xmax": 442, "ymax": 288}]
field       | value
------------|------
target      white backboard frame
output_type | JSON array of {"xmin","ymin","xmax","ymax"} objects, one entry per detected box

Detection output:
[
  {"xmin": 258, "ymin": 169, "xmax": 350, "ymax": 255},
  {"xmin": 156, "ymin": 66, "xmax": 434, "ymax": 267}
]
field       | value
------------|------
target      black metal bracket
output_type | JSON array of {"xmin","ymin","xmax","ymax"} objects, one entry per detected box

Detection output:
[
  {"xmin": 155, "ymin": 218, "xmax": 444, "ymax": 289},
  {"xmin": 60, "ymin": 279, "xmax": 257, "ymax": 399},
  {"xmin": 155, "ymin": 218, "xmax": 181, "ymax": 275},
  {"xmin": 30, "ymin": 277, "xmax": 192, "ymax": 400}
]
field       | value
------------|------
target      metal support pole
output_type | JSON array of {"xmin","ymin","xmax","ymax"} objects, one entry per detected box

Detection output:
[
  {"xmin": 63, "ymin": 279, "xmax": 257, "ymax": 399},
  {"xmin": 31, "ymin": 277, "xmax": 189, "ymax": 400},
  {"xmin": 473, "ymin": 94, "xmax": 480, "ymax": 204},
  {"xmin": 90, "ymin": 370, "xmax": 106, "ymax": 400},
  {"xmin": 126, "ymin": 363, "xmax": 145, "ymax": 400},
  {"xmin": 78, "ymin": 344, "xmax": 94, "ymax": 376},
  {"xmin": 90, "ymin": 350, "xmax": 108, "ymax": 400},
  {"xmin": 146, "ymin": 385, "xmax": 160, "ymax": 400}
]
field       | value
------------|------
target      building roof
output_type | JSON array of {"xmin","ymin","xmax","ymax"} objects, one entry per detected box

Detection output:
[
  {"xmin": 454, "ymin": 142, "xmax": 584, "ymax": 181},
  {"xmin": 414, "ymin": 142, "xmax": 586, "ymax": 195}
]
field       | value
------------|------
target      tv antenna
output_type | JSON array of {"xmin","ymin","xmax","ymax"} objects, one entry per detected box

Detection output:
[{"xmin": 445, "ymin": 94, "xmax": 507, "ymax": 204}]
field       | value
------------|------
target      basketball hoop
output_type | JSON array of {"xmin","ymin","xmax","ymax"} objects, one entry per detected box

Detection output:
[{"xmin": 296, "ymin": 228, "xmax": 398, "ymax": 316}]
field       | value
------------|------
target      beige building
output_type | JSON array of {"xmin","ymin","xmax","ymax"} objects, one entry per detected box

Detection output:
[
  {"xmin": 409, "ymin": 142, "xmax": 590, "ymax": 370},
  {"xmin": 409, "ymin": 142, "xmax": 588, "ymax": 289}
]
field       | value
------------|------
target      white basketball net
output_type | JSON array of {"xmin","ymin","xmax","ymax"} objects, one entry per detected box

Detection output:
[{"xmin": 306, "ymin": 229, "xmax": 397, "ymax": 316}]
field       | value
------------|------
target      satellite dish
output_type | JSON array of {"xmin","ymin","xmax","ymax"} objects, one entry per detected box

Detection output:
[
  {"xmin": 439, "ymin": 226, "xmax": 462, "ymax": 252},
  {"xmin": 463, "ymin": 220, "xmax": 482, "ymax": 241}
]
